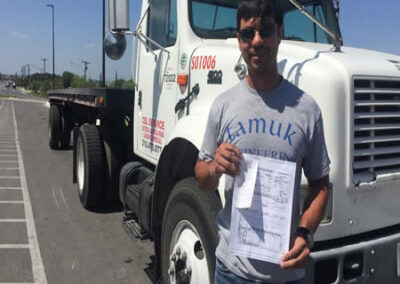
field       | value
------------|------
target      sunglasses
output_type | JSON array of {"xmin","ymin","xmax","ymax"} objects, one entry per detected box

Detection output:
[{"xmin": 238, "ymin": 25, "xmax": 276, "ymax": 41}]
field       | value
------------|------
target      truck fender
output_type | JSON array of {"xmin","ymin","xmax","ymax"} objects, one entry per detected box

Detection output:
[
  {"xmin": 166, "ymin": 114, "xmax": 227, "ymax": 202},
  {"xmin": 151, "ymin": 137, "xmax": 222, "ymax": 278}
]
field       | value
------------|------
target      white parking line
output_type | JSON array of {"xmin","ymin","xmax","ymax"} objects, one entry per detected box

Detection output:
[
  {"xmin": 0, "ymin": 219, "xmax": 26, "ymax": 222},
  {"xmin": 0, "ymin": 176, "xmax": 20, "ymax": 179},
  {"xmin": 11, "ymin": 102, "xmax": 48, "ymax": 284},
  {"xmin": 1, "ymin": 282, "xmax": 35, "ymax": 284},
  {"xmin": 0, "ymin": 282, "xmax": 34, "ymax": 284},
  {"xmin": 0, "ymin": 244, "xmax": 30, "ymax": 249},
  {"xmin": 0, "ymin": 201, "xmax": 24, "ymax": 204},
  {"xmin": 0, "ymin": 187, "xmax": 22, "ymax": 190}
]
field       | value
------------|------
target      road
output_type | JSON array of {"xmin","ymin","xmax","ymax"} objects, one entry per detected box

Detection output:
[
  {"xmin": 0, "ymin": 81, "xmax": 32, "ymax": 100},
  {"xmin": 0, "ymin": 89, "xmax": 154, "ymax": 284}
]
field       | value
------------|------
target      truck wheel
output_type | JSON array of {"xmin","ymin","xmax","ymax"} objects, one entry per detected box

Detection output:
[
  {"xmin": 103, "ymin": 140, "xmax": 120, "ymax": 203},
  {"xmin": 48, "ymin": 105, "xmax": 61, "ymax": 149},
  {"xmin": 76, "ymin": 124, "xmax": 105, "ymax": 209},
  {"xmin": 161, "ymin": 178, "xmax": 221, "ymax": 284},
  {"xmin": 60, "ymin": 115, "xmax": 72, "ymax": 149}
]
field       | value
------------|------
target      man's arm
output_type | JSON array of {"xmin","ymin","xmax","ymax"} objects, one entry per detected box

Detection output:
[
  {"xmin": 195, "ymin": 143, "xmax": 243, "ymax": 193},
  {"xmin": 281, "ymin": 175, "xmax": 330, "ymax": 269}
]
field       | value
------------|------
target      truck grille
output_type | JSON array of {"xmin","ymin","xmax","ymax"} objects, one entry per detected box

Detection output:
[{"xmin": 353, "ymin": 77, "xmax": 400, "ymax": 184}]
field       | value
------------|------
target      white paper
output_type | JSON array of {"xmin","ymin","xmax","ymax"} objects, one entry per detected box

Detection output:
[
  {"xmin": 229, "ymin": 156, "xmax": 296, "ymax": 264},
  {"xmin": 234, "ymin": 154, "xmax": 259, "ymax": 208}
]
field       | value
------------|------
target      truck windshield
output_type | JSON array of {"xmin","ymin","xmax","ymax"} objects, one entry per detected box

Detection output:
[{"xmin": 189, "ymin": 0, "xmax": 340, "ymax": 44}]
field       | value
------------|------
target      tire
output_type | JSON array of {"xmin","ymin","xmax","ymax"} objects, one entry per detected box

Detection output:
[
  {"xmin": 104, "ymin": 140, "xmax": 120, "ymax": 203},
  {"xmin": 76, "ymin": 124, "xmax": 106, "ymax": 209},
  {"xmin": 161, "ymin": 177, "xmax": 222, "ymax": 284},
  {"xmin": 60, "ymin": 114, "xmax": 72, "ymax": 149},
  {"xmin": 48, "ymin": 105, "xmax": 61, "ymax": 149}
]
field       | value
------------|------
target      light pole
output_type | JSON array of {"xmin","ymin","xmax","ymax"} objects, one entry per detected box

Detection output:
[
  {"xmin": 102, "ymin": 0, "xmax": 106, "ymax": 87},
  {"xmin": 47, "ymin": 4, "xmax": 55, "ymax": 89},
  {"xmin": 41, "ymin": 58, "xmax": 48, "ymax": 74}
]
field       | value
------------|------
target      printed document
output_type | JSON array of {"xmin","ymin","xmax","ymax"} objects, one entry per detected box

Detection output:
[
  {"xmin": 229, "ymin": 154, "xmax": 296, "ymax": 264},
  {"xmin": 233, "ymin": 156, "xmax": 259, "ymax": 208}
]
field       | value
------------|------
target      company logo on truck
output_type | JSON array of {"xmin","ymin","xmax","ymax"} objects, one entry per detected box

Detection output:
[
  {"xmin": 141, "ymin": 116, "xmax": 165, "ymax": 153},
  {"xmin": 191, "ymin": 55, "xmax": 216, "ymax": 70},
  {"xmin": 165, "ymin": 73, "xmax": 177, "ymax": 83},
  {"xmin": 207, "ymin": 70, "xmax": 223, "ymax": 84}
]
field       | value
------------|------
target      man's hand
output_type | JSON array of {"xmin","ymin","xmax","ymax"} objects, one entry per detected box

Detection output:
[
  {"xmin": 280, "ymin": 236, "xmax": 310, "ymax": 269},
  {"xmin": 195, "ymin": 143, "xmax": 242, "ymax": 192},
  {"xmin": 210, "ymin": 143, "xmax": 243, "ymax": 178}
]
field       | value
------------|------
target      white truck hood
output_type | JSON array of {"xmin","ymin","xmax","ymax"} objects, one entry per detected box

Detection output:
[{"xmin": 279, "ymin": 40, "xmax": 400, "ymax": 79}]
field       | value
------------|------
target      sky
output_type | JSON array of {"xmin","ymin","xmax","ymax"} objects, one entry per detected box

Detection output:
[{"xmin": 0, "ymin": 0, "xmax": 399, "ymax": 81}]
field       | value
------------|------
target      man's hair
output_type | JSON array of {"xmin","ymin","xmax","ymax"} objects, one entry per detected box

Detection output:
[{"xmin": 237, "ymin": 0, "xmax": 283, "ymax": 30}]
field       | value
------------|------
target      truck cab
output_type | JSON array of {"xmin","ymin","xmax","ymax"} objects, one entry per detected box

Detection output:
[{"xmin": 52, "ymin": 0, "xmax": 400, "ymax": 283}]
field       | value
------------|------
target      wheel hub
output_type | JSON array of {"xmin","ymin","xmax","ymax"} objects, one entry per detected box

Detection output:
[{"xmin": 168, "ymin": 221, "xmax": 209, "ymax": 284}]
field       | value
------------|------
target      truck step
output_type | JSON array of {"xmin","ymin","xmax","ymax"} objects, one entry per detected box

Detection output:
[{"xmin": 122, "ymin": 217, "xmax": 148, "ymax": 240}]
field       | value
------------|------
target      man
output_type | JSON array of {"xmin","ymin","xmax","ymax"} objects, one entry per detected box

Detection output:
[{"xmin": 194, "ymin": 0, "xmax": 330, "ymax": 283}]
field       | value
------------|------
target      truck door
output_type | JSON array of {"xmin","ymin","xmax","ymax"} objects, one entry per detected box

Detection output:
[{"xmin": 134, "ymin": 0, "xmax": 178, "ymax": 163}]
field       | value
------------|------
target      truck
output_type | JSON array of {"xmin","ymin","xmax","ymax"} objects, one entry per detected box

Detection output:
[{"xmin": 47, "ymin": 0, "xmax": 400, "ymax": 283}]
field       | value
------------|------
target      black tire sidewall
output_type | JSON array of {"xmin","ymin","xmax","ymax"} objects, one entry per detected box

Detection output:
[
  {"xmin": 60, "ymin": 114, "xmax": 72, "ymax": 149},
  {"xmin": 103, "ymin": 140, "xmax": 120, "ymax": 202},
  {"xmin": 161, "ymin": 178, "xmax": 221, "ymax": 284},
  {"xmin": 76, "ymin": 124, "xmax": 105, "ymax": 209},
  {"xmin": 49, "ymin": 105, "xmax": 61, "ymax": 149}
]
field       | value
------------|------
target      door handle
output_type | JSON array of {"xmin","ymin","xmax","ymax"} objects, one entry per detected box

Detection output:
[{"xmin": 175, "ymin": 84, "xmax": 200, "ymax": 114}]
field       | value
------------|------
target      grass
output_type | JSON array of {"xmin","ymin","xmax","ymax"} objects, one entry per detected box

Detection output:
[
  {"xmin": 20, "ymin": 88, "xmax": 48, "ymax": 99},
  {"xmin": 0, "ymin": 89, "xmax": 47, "ymax": 100},
  {"xmin": 29, "ymin": 91, "xmax": 48, "ymax": 99}
]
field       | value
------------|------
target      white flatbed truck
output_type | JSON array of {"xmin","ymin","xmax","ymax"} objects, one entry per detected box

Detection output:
[{"xmin": 47, "ymin": 0, "xmax": 400, "ymax": 283}]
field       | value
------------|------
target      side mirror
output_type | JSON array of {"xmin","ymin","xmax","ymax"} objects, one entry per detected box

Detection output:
[
  {"xmin": 108, "ymin": 0, "xmax": 130, "ymax": 31},
  {"xmin": 104, "ymin": 32, "xmax": 127, "ymax": 60}
]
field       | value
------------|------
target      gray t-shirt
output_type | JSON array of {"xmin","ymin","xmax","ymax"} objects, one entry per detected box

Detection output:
[{"xmin": 199, "ymin": 78, "xmax": 330, "ymax": 283}]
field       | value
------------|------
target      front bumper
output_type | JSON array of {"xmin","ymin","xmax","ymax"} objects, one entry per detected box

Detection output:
[{"xmin": 305, "ymin": 228, "xmax": 400, "ymax": 284}]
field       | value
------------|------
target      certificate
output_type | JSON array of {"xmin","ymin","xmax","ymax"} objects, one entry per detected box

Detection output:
[{"xmin": 229, "ymin": 154, "xmax": 296, "ymax": 264}]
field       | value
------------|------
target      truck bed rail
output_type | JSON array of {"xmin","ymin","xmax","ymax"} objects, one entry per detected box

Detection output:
[{"xmin": 48, "ymin": 87, "xmax": 134, "ymax": 108}]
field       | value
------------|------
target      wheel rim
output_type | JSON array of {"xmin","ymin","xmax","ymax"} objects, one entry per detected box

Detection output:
[
  {"xmin": 168, "ymin": 220, "xmax": 210, "ymax": 284},
  {"xmin": 77, "ymin": 137, "xmax": 85, "ymax": 195}
]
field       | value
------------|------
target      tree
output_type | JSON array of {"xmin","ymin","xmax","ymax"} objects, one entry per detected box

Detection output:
[
  {"xmin": 113, "ymin": 79, "xmax": 125, "ymax": 88},
  {"xmin": 39, "ymin": 80, "xmax": 51, "ymax": 94},
  {"xmin": 62, "ymin": 71, "xmax": 74, "ymax": 88},
  {"xmin": 124, "ymin": 79, "xmax": 135, "ymax": 89},
  {"xmin": 28, "ymin": 80, "xmax": 41, "ymax": 93},
  {"xmin": 71, "ymin": 75, "xmax": 95, "ymax": 88}
]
